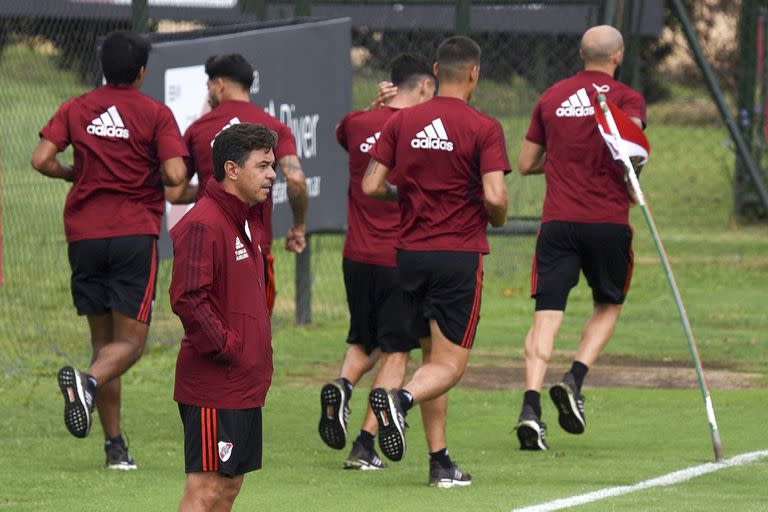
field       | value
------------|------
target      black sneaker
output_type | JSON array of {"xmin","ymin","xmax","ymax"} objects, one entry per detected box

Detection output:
[
  {"xmin": 369, "ymin": 388, "xmax": 407, "ymax": 462},
  {"xmin": 549, "ymin": 372, "xmax": 586, "ymax": 434},
  {"xmin": 319, "ymin": 380, "xmax": 350, "ymax": 450},
  {"xmin": 429, "ymin": 460, "xmax": 472, "ymax": 488},
  {"xmin": 105, "ymin": 439, "xmax": 137, "ymax": 471},
  {"xmin": 57, "ymin": 366, "xmax": 94, "ymax": 438},
  {"xmin": 343, "ymin": 442, "xmax": 387, "ymax": 471},
  {"xmin": 515, "ymin": 404, "xmax": 549, "ymax": 451}
]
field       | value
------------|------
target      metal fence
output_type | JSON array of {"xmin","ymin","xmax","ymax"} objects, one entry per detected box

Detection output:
[{"xmin": 0, "ymin": 0, "xmax": 756, "ymax": 374}]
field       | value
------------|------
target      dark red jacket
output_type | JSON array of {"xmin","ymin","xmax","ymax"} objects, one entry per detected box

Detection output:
[{"xmin": 170, "ymin": 179, "xmax": 272, "ymax": 409}]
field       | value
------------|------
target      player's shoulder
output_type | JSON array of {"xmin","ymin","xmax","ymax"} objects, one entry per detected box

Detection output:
[{"xmin": 170, "ymin": 200, "xmax": 218, "ymax": 237}]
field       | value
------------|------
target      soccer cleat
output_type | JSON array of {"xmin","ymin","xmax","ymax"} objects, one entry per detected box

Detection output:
[
  {"xmin": 319, "ymin": 380, "xmax": 350, "ymax": 450},
  {"xmin": 515, "ymin": 404, "xmax": 549, "ymax": 451},
  {"xmin": 57, "ymin": 366, "xmax": 94, "ymax": 439},
  {"xmin": 105, "ymin": 439, "xmax": 138, "ymax": 471},
  {"xmin": 369, "ymin": 388, "xmax": 407, "ymax": 462},
  {"xmin": 429, "ymin": 460, "xmax": 472, "ymax": 488},
  {"xmin": 343, "ymin": 442, "xmax": 387, "ymax": 471},
  {"xmin": 549, "ymin": 372, "xmax": 586, "ymax": 434}
]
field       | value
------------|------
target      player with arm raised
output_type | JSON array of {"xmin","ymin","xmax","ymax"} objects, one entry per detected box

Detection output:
[
  {"xmin": 166, "ymin": 54, "xmax": 308, "ymax": 314},
  {"xmin": 362, "ymin": 36, "xmax": 510, "ymax": 488},
  {"xmin": 318, "ymin": 53, "xmax": 436, "ymax": 471},
  {"xmin": 515, "ymin": 25, "xmax": 646, "ymax": 451},
  {"xmin": 31, "ymin": 31, "xmax": 187, "ymax": 469}
]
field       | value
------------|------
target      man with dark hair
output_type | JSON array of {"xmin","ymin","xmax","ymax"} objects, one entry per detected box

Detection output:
[
  {"xmin": 166, "ymin": 53, "xmax": 308, "ymax": 315},
  {"xmin": 170, "ymin": 123, "xmax": 276, "ymax": 511},
  {"xmin": 362, "ymin": 36, "xmax": 510, "ymax": 487},
  {"xmin": 319, "ymin": 53, "xmax": 436, "ymax": 471},
  {"xmin": 31, "ymin": 30, "xmax": 187, "ymax": 470},
  {"xmin": 515, "ymin": 25, "xmax": 646, "ymax": 451}
]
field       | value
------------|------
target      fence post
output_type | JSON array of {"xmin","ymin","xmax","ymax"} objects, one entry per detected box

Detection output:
[
  {"xmin": 601, "ymin": 0, "xmax": 619, "ymax": 25},
  {"xmin": 295, "ymin": 0, "xmax": 311, "ymax": 17},
  {"xmin": 240, "ymin": 0, "xmax": 267, "ymax": 21},
  {"xmin": 735, "ymin": 0, "xmax": 763, "ymax": 220},
  {"xmin": 132, "ymin": 0, "xmax": 148, "ymax": 33},
  {"xmin": 295, "ymin": 233, "xmax": 312, "ymax": 325},
  {"xmin": 455, "ymin": 0, "xmax": 471, "ymax": 36}
]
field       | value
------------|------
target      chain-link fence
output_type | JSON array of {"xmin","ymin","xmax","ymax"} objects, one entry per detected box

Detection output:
[{"xmin": 0, "ymin": 0, "xmax": 756, "ymax": 375}]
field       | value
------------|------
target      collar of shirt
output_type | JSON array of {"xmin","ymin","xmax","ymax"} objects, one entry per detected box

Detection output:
[{"xmin": 204, "ymin": 179, "xmax": 259, "ymax": 231}]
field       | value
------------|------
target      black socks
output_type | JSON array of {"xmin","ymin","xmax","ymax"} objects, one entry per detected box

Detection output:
[
  {"xmin": 429, "ymin": 448, "xmax": 452, "ymax": 468},
  {"xmin": 355, "ymin": 430, "xmax": 375, "ymax": 451},
  {"xmin": 570, "ymin": 361, "xmax": 589, "ymax": 391},
  {"xmin": 397, "ymin": 389, "xmax": 414, "ymax": 413},
  {"xmin": 523, "ymin": 390, "xmax": 542, "ymax": 418}
]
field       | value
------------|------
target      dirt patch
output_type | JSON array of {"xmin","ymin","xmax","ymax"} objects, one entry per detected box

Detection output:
[{"xmin": 286, "ymin": 354, "xmax": 765, "ymax": 390}]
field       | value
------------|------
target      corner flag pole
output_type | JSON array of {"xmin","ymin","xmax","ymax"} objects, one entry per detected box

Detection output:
[{"xmin": 597, "ymin": 94, "xmax": 724, "ymax": 463}]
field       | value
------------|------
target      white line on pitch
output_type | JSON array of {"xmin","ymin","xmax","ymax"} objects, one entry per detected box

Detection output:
[{"xmin": 511, "ymin": 450, "xmax": 768, "ymax": 512}]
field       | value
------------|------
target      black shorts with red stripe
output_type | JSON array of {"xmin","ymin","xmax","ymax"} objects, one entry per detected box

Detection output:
[
  {"xmin": 67, "ymin": 235, "xmax": 158, "ymax": 324},
  {"xmin": 396, "ymin": 250, "xmax": 483, "ymax": 349},
  {"xmin": 530, "ymin": 221, "xmax": 634, "ymax": 311},
  {"xmin": 178, "ymin": 404, "xmax": 263, "ymax": 477}
]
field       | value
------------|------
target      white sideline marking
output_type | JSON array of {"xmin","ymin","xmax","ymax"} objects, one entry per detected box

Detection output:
[{"xmin": 512, "ymin": 450, "xmax": 768, "ymax": 512}]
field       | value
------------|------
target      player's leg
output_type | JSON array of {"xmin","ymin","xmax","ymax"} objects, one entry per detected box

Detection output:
[
  {"xmin": 180, "ymin": 473, "xmax": 244, "ymax": 512},
  {"xmin": 320, "ymin": 258, "xmax": 380, "ymax": 450},
  {"xmin": 550, "ymin": 223, "xmax": 633, "ymax": 435},
  {"xmin": 58, "ymin": 239, "xmax": 109, "ymax": 440},
  {"xmin": 517, "ymin": 222, "xmax": 579, "ymax": 450}
]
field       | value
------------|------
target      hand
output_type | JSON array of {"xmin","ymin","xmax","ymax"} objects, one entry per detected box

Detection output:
[
  {"xmin": 284, "ymin": 224, "xmax": 306, "ymax": 254},
  {"xmin": 371, "ymin": 81, "xmax": 397, "ymax": 110}
]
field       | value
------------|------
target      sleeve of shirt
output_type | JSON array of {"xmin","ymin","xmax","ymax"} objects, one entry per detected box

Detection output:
[
  {"xmin": 170, "ymin": 222, "xmax": 243, "ymax": 363},
  {"xmin": 524, "ymin": 100, "xmax": 546, "ymax": 146},
  {"xmin": 182, "ymin": 128, "xmax": 196, "ymax": 179},
  {"xmin": 479, "ymin": 119, "xmax": 512, "ymax": 175},
  {"xmin": 619, "ymin": 89, "xmax": 647, "ymax": 127},
  {"xmin": 39, "ymin": 99, "xmax": 74, "ymax": 151},
  {"xmin": 335, "ymin": 115, "xmax": 349, "ymax": 152},
  {"xmin": 155, "ymin": 105, "xmax": 189, "ymax": 162},
  {"xmin": 368, "ymin": 112, "xmax": 399, "ymax": 169},
  {"xmin": 274, "ymin": 122, "xmax": 298, "ymax": 161}
]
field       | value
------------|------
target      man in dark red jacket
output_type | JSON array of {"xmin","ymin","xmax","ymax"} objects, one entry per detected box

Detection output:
[{"xmin": 170, "ymin": 123, "xmax": 276, "ymax": 510}]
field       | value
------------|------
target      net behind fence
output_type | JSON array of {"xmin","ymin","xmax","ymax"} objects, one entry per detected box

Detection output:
[{"xmin": 0, "ymin": 0, "xmax": 752, "ymax": 376}]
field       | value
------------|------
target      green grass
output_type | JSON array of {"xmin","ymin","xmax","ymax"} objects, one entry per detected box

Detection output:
[{"xmin": 2, "ymin": 41, "xmax": 768, "ymax": 511}]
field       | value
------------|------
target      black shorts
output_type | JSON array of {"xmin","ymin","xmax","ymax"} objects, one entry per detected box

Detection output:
[
  {"xmin": 531, "ymin": 221, "xmax": 634, "ymax": 311},
  {"xmin": 396, "ymin": 250, "xmax": 483, "ymax": 349},
  {"xmin": 178, "ymin": 404, "xmax": 263, "ymax": 477},
  {"xmin": 343, "ymin": 258, "xmax": 421, "ymax": 354},
  {"xmin": 67, "ymin": 235, "xmax": 158, "ymax": 324}
]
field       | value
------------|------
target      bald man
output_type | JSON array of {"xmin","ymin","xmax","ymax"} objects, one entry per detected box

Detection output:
[{"xmin": 514, "ymin": 25, "xmax": 646, "ymax": 451}]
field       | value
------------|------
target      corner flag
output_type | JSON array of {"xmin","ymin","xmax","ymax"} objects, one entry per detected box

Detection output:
[{"xmin": 594, "ymin": 98, "xmax": 650, "ymax": 165}]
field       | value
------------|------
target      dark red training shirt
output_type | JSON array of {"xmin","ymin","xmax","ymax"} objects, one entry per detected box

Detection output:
[
  {"xmin": 170, "ymin": 179, "xmax": 273, "ymax": 409},
  {"xmin": 525, "ymin": 70, "xmax": 646, "ymax": 225},
  {"xmin": 336, "ymin": 106, "xmax": 401, "ymax": 267},
  {"xmin": 369, "ymin": 96, "xmax": 511, "ymax": 254},
  {"xmin": 184, "ymin": 100, "xmax": 297, "ymax": 254},
  {"xmin": 39, "ymin": 84, "xmax": 188, "ymax": 242}
]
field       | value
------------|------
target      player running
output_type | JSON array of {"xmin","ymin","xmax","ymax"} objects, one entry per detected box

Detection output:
[
  {"xmin": 166, "ymin": 54, "xmax": 308, "ymax": 314},
  {"xmin": 363, "ymin": 36, "xmax": 510, "ymax": 487},
  {"xmin": 514, "ymin": 25, "xmax": 647, "ymax": 450},
  {"xmin": 32, "ymin": 31, "xmax": 187, "ymax": 469},
  {"xmin": 318, "ymin": 53, "xmax": 436, "ymax": 471}
]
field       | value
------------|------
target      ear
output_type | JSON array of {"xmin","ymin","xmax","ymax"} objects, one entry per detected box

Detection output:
[
  {"xmin": 469, "ymin": 65, "xmax": 480, "ymax": 83},
  {"xmin": 224, "ymin": 160, "xmax": 238, "ymax": 181},
  {"xmin": 433, "ymin": 62, "xmax": 439, "ymax": 78},
  {"xmin": 613, "ymin": 48, "xmax": 624, "ymax": 66}
]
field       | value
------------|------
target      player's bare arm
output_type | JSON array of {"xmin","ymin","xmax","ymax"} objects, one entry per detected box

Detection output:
[
  {"xmin": 482, "ymin": 170, "xmax": 508, "ymax": 227},
  {"xmin": 278, "ymin": 154, "xmax": 308, "ymax": 253},
  {"xmin": 160, "ymin": 156, "xmax": 187, "ymax": 187},
  {"xmin": 165, "ymin": 179, "xmax": 199, "ymax": 204},
  {"xmin": 31, "ymin": 138, "xmax": 74, "ymax": 182},
  {"xmin": 518, "ymin": 140, "xmax": 546, "ymax": 175},
  {"xmin": 361, "ymin": 159, "xmax": 397, "ymax": 201}
]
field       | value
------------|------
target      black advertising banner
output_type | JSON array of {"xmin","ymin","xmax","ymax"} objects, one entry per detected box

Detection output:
[{"xmin": 140, "ymin": 19, "xmax": 352, "ymax": 258}]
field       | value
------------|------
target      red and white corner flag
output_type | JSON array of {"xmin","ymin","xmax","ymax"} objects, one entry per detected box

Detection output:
[{"xmin": 593, "ymin": 97, "xmax": 650, "ymax": 165}]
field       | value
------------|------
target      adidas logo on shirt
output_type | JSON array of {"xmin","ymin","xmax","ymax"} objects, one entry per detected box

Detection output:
[
  {"xmin": 87, "ymin": 106, "xmax": 130, "ymax": 139},
  {"xmin": 410, "ymin": 118, "xmax": 454, "ymax": 152},
  {"xmin": 556, "ymin": 88, "xmax": 595, "ymax": 118},
  {"xmin": 359, "ymin": 132, "xmax": 380, "ymax": 153},
  {"xmin": 234, "ymin": 236, "xmax": 248, "ymax": 261},
  {"xmin": 211, "ymin": 117, "xmax": 242, "ymax": 147}
]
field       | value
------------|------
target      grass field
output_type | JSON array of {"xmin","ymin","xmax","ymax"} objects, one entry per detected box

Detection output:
[{"xmin": 1, "ymin": 42, "xmax": 768, "ymax": 510}]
